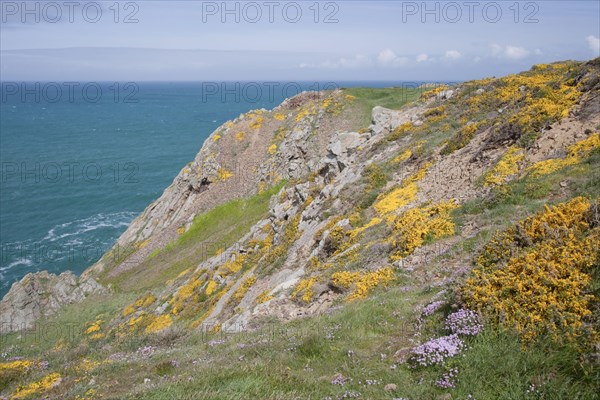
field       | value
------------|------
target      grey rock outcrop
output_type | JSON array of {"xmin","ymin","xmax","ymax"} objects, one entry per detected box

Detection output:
[{"xmin": 0, "ymin": 271, "xmax": 106, "ymax": 333}]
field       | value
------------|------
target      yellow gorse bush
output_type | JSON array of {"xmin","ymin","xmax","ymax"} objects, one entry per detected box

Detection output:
[
  {"xmin": 231, "ymin": 275, "xmax": 257, "ymax": 304},
  {"xmin": 527, "ymin": 133, "xmax": 600, "ymax": 177},
  {"xmin": 373, "ymin": 163, "xmax": 431, "ymax": 217},
  {"xmin": 74, "ymin": 358, "xmax": 110, "ymax": 374},
  {"xmin": 145, "ymin": 314, "xmax": 173, "ymax": 334},
  {"xmin": 171, "ymin": 275, "xmax": 204, "ymax": 315},
  {"xmin": 123, "ymin": 293, "xmax": 156, "ymax": 317},
  {"xmin": 255, "ymin": 290, "xmax": 273, "ymax": 304},
  {"xmin": 216, "ymin": 254, "xmax": 246, "ymax": 277},
  {"xmin": 463, "ymin": 197, "xmax": 600, "ymax": 344},
  {"xmin": 393, "ymin": 149, "xmax": 412, "ymax": 163},
  {"xmin": 388, "ymin": 122, "xmax": 414, "ymax": 141},
  {"xmin": 420, "ymin": 85, "xmax": 450, "ymax": 99},
  {"xmin": 466, "ymin": 62, "xmax": 582, "ymax": 140},
  {"xmin": 249, "ymin": 115, "xmax": 264, "ymax": 129},
  {"xmin": 205, "ymin": 280, "xmax": 218, "ymax": 296},
  {"xmin": 476, "ymin": 196, "xmax": 593, "ymax": 268},
  {"xmin": 0, "ymin": 360, "xmax": 33, "ymax": 378},
  {"xmin": 292, "ymin": 277, "xmax": 317, "ymax": 303},
  {"xmin": 483, "ymin": 146, "xmax": 525, "ymax": 187},
  {"xmin": 331, "ymin": 266, "xmax": 395, "ymax": 301},
  {"xmin": 389, "ymin": 200, "xmax": 458, "ymax": 261},
  {"xmin": 12, "ymin": 372, "xmax": 62, "ymax": 399},
  {"xmin": 85, "ymin": 319, "xmax": 105, "ymax": 340}
]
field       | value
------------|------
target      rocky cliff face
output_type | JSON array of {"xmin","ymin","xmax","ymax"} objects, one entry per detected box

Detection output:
[{"xmin": 83, "ymin": 90, "xmax": 363, "ymax": 280}]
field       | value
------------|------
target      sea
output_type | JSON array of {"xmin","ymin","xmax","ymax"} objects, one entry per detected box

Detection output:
[{"xmin": 0, "ymin": 81, "xmax": 426, "ymax": 298}]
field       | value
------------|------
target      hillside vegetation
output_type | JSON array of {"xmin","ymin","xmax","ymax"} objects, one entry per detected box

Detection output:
[{"xmin": 1, "ymin": 59, "xmax": 599, "ymax": 400}]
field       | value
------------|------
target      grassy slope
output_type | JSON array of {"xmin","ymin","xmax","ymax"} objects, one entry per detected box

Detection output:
[
  {"xmin": 2, "ymin": 78, "xmax": 600, "ymax": 399},
  {"xmin": 104, "ymin": 183, "xmax": 285, "ymax": 292}
]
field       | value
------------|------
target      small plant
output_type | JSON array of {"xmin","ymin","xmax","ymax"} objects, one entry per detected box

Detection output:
[
  {"xmin": 410, "ymin": 334, "xmax": 464, "ymax": 367},
  {"xmin": 445, "ymin": 309, "xmax": 483, "ymax": 336}
]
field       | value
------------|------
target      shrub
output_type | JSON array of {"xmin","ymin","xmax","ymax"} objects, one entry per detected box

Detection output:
[
  {"xmin": 483, "ymin": 147, "xmax": 525, "ymax": 187},
  {"xmin": 389, "ymin": 200, "xmax": 458, "ymax": 261},
  {"xmin": 463, "ymin": 197, "xmax": 600, "ymax": 343},
  {"xmin": 331, "ymin": 266, "xmax": 395, "ymax": 301}
]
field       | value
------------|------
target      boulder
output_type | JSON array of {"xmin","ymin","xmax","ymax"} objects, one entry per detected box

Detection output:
[{"xmin": 0, "ymin": 271, "xmax": 106, "ymax": 332}]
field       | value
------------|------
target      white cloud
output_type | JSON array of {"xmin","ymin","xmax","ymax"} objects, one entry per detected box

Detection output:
[
  {"xmin": 490, "ymin": 44, "xmax": 503, "ymax": 57},
  {"xmin": 444, "ymin": 50, "xmax": 462, "ymax": 60},
  {"xmin": 377, "ymin": 49, "xmax": 409, "ymax": 67},
  {"xmin": 505, "ymin": 46, "xmax": 530, "ymax": 60},
  {"xmin": 587, "ymin": 35, "xmax": 600, "ymax": 54},
  {"xmin": 416, "ymin": 53, "xmax": 429, "ymax": 63},
  {"xmin": 491, "ymin": 44, "xmax": 530, "ymax": 60},
  {"xmin": 534, "ymin": 48, "xmax": 543, "ymax": 55},
  {"xmin": 377, "ymin": 49, "xmax": 396, "ymax": 64}
]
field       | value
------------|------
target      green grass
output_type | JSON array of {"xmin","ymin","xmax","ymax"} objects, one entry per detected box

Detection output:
[
  {"xmin": 2, "ymin": 268, "xmax": 598, "ymax": 400},
  {"xmin": 453, "ymin": 329, "xmax": 600, "ymax": 399},
  {"xmin": 344, "ymin": 87, "xmax": 423, "ymax": 127},
  {"xmin": 105, "ymin": 182, "xmax": 285, "ymax": 291}
]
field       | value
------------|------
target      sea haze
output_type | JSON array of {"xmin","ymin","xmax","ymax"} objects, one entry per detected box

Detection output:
[{"xmin": 0, "ymin": 81, "xmax": 424, "ymax": 297}]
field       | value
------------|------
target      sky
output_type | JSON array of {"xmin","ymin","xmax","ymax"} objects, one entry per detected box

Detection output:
[{"xmin": 0, "ymin": 0, "xmax": 599, "ymax": 81}]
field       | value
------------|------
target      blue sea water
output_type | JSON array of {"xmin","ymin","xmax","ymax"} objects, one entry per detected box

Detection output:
[{"xmin": 0, "ymin": 81, "xmax": 424, "ymax": 298}]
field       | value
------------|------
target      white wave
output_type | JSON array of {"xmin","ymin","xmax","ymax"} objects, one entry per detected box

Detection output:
[
  {"xmin": 43, "ymin": 212, "xmax": 137, "ymax": 242},
  {"xmin": 1, "ymin": 258, "xmax": 33, "ymax": 272}
]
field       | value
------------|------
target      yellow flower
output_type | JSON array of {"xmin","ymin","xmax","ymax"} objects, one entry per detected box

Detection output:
[
  {"xmin": 145, "ymin": 314, "xmax": 173, "ymax": 334},
  {"xmin": 483, "ymin": 146, "xmax": 525, "ymax": 187},
  {"xmin": 216, "ymin": 168, "xmax": 233, "ymax": 181},
  {"xmin": 331, "ymin": 267, "xmax": 395, "ymax": 301},
  {"xmin": 12, "ymin": 373, "xmax": 61, "ymax": 399},
  {"xmin": 463, "ymin": 197, "xmax": 600, "ymax": 343},
  {"xmin": 205, "ymin": 280, "xmax": 218, "ymax": 296}
]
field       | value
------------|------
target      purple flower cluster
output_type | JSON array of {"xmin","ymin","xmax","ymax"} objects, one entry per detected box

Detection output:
[
  {"xmin": 331, "ymin": 373, "xmax": 347, "ymax": 386},
  {"xmin": 137, "ymin": 345, "xmax": 156, "ymax": 359},
  {"xmin": 422, "ymin": 300, "xmax": 445, "ymax": 316},
  {"xmin": 410, "ymin": 334, "xmax": 464, "ymax": 367},
  {"xmin": 435, "ymin": 367, "xmax": 459, "ymax": 388},
  {"xmin": 445, "ymin": 309, "xmax": 483, "ymax": 336}
]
